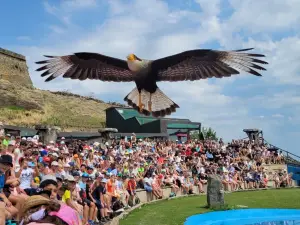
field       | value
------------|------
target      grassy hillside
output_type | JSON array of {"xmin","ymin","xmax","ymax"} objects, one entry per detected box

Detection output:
[{"xmin": 0, "ymin": 79, "xmax": 117, "ymax": 131}]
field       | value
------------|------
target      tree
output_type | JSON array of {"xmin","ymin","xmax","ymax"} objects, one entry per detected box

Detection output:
[
  {"xmin": 202, "ymin": 127, "xmax": 218, "ymax": 140},
  {"xmin": 190, "ymin": 127, "xmax": 218, "ymax": 141}
]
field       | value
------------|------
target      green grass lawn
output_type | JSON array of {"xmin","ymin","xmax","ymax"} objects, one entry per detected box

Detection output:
[{"xmin": 120, "ymin": 189, "xmax": 300, "ymax": 225}]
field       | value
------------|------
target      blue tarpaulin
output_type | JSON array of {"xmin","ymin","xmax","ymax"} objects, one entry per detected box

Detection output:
[{"xmin": 185, "ymin": 209, "xmax": 300, "ymax": 225}]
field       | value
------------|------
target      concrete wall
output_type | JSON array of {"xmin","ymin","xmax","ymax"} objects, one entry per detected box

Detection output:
[
  {"xmin": 136, "ymin": 164, "xmax": 293, "ymax": 204},
  {"xmin": 263, "ymin": 164, "xmax": 287, "ymax": 172},
  {"xmin": 135, "ymin": 179, "xmax": 295, "ymax": 204},
  {"xmin": 0, "ymin": 48, "xmax": 33, "ymax": 88}
]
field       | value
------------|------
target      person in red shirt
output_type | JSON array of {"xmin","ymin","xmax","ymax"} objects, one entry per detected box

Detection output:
[
  {"xmin": 127, "ymin": 175, "xmax": 136, "ymax": 206},
  {"xmin": 185, "ymin": 147, "xmax": 192, "ymax": 156},
  {"xmin": 157, "ymin": 156, "xmax": 164, "ymax": 165}
]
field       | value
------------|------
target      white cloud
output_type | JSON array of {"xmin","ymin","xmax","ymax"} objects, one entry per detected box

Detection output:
[
  {"xmin": 250, "ymin": 90, "xmax": 300, "ymax": 110},
  {"xmin": 49, "ymin": 25, "xmax": 66, "ymax": 34},
  {"xmin": 195, "ymin": 0, "xmax": 221, "ymax": 17},
  {"xmin": 61, "ymin": 0, "xmax": 97, "ymax": 10},
  {"xmin": 16, "ymin": 36, "xmax": 31, "ymax": 41},
  {"xmin": 44, "ymin": 0, "xmax": 97, "ymax": 13},
  {"xmin": 226, "ymin": 0, "xmax": 300, "ymax": 34},
  {"xmin": 272, "ymin": 114, "xmax": 284, "ymax": 118},
  {"xmin": 43, "ymin": 2, "xmax": 57, "ymax": 15},
  {"xmin": 238, "ymin": 36, "xmax": 300, "ymax": 88}
]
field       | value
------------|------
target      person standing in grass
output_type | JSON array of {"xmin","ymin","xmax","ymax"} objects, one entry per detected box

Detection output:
[{"xmin": 127, "ymin": 175, "xmax": 136, "ymax": 206}]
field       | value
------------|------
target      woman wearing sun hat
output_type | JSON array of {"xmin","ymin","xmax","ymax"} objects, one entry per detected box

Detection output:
[{"xmin": 19, "ymin": 195, "xmax": 81, "ymax": 225}]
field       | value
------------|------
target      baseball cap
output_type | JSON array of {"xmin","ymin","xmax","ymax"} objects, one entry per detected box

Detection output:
[
  {"xmin": 40, "ymin": 175, "xmax": 58, "ymax": 189},
  {"xmin": 51, "ymin": 161, "xmax": 59, "ymax": 166},
  {"xmin": 101, "ymin": 178, "xmax": 108, "ymax": 183},
  {"xmin": 82, "ymin": 173, "xmax": 89, "ymax": 178},
  {"xmin": 72, "ymin": 171, "xmax": 80, "ymax": 177},
  {"xmin": 43, "ymin": 156, "xmax": 51, "ymax": 163},
  {"xmin": 65, "ymin": 175, "xmax": 75, "ymax": 182}
]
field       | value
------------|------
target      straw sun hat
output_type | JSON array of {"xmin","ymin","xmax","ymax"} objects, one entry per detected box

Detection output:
[{"xmin": 22, "ymin": 195, "xmax": 51, "ymax": 214}]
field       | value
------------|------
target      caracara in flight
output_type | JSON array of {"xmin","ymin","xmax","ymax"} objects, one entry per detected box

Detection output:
[{"xmin": 35, "ymin": 48, "xmax": 267, "ymax": 117}]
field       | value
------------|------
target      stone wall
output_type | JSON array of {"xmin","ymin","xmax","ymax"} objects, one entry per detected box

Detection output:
[{"xmin": 0, "ymin": 47, "xmax": 33, "ymax": 88}]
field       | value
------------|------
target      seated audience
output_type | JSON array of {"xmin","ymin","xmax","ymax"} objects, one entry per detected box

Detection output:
[{"xmin": 0, "ymin": 131, "xmax": 293, "ymax": 224}]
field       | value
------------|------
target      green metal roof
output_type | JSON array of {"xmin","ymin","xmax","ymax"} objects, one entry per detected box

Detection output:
[
  {"xmin": 116, "ymin": 108, "xmax": 158, "ymax": 125},
  {"xmin": 115, "ymin": 108, "xmax": 199, "ymax": 129},
  {"xmin": 136, "ymin": 117, "xmax": 157, "ymax": 125},
  {"xmin": 116, "ymin": 108, "xmax": 143, "ymax": 119},
  {"xmin": 167, "ymin": 123, "xmax": 199, "ymax": 129}
]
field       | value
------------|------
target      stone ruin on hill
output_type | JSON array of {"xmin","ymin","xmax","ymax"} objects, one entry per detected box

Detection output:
[{"xmin": 0, "ymin": 47, "xmax": 33, "ymax": 88}]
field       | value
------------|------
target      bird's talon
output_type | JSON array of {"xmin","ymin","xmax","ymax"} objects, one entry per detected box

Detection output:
[
  {"xmin": 148, "ymin": 101, "xmax": 152, "ymax": 112},
  {"xmin": 139, "ymin": 103, "xmax": 145, "ymax": 112}
]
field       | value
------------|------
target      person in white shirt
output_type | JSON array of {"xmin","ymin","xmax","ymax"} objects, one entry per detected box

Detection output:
[
  {"xmin": 143, "ymin": 174, "xmax": 153, "ymax": 192},
  {"xmin": 16, "ymin": 159, "xmax": 37, "ymax": 191},
  {"xmin": 13, "ymin": 146, "xmax": 23, "ymax": 172},
  {"xmin": 132, "ymin": 163, "xmax": 139, "ymax": 176},
  {"xmin": 62, "ymin": 163, "xmax": 71, "ymax": 178}
]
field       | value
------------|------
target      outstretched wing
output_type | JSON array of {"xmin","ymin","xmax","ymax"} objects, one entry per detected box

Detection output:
[
  {"xmin": 152, "ymin": 48, "xmax": 268, "ymax": 81},
  {"xmin": 35, "ymin": 52, "xmax": 135, "ymax": 82}
]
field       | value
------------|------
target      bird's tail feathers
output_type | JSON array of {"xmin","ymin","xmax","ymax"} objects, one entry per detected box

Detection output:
[{"xmin": 124, "ymin": 87, "xmax": 179, "ymax": 117}]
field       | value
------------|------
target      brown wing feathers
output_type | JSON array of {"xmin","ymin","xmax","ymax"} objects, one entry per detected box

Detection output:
[
  {"xmin": 154, "ymin": 48, "xmax": 268, "ymax": 81},
  {"xmin": 36, "ymin": 53, "xmax": 134, "ymax": 82}
]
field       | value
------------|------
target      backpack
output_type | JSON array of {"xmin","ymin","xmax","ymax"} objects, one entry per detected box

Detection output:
[
  {"xmin": 128, "ymin": 195, "xmax": 141, "ymax": 207},
  {"xmin": 169, "ymin": 192, "xmax": 176, "ymax": 198},
  {"xmin": 112, "ymin": 200, "xmax": 125, "ymax": 212},
  {"xmin": 135, "ymin": 195, "xmax": 141, "ymax": 204}
]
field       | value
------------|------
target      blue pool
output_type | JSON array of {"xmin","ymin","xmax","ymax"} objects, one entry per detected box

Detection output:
[{"xmin": 185, "ymin": 209, "xmax": 300, "ymax": 225}]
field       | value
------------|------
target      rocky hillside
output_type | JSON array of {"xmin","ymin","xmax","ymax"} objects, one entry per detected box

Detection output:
[{"xmin": 0, "ymin": 79, "xmax": 119, "ymax": 131}]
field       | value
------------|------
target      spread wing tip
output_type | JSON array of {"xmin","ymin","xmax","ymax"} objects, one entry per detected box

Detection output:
[
  {"xmin": 233, "ymin": 48, "xmax": 267, "ymax": 58},
  {"xmin": 234, "ymin": 48, "xmax": 254, "ymax": 52},
  {"xmin": 36, "ymin": 66, "xmax": 46, "ymax": 71},
  {"xmin": 43, "ymin": 55, "xmax": 57, "ymax": 58},
  {"xmin": 35, "ymin": 60, "xmax": 49, "ymax": 65},
  {"xmin": 247, "ymin": 67, "xmax": 264, "ymax": 76},
  {"xmin": 35, "ymin": 55, "xmax": 58, "ymax": 64},
  {"xmin": 44, "ymin": 75, "xmax": 56, "ymax": 82}
]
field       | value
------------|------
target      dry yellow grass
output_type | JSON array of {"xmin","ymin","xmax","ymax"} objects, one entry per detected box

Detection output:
[{"xmin": 0, "ymin": 79, "xmax": 112, "ymax": 131}]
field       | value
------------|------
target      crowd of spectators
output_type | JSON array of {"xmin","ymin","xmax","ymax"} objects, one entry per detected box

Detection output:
[{"xmin": 0, "ymin": 132, "xmax": 294, "ymax": 225}]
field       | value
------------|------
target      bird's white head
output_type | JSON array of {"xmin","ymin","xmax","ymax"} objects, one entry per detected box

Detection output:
[
  {"xmin": 126, "ymin": 54, "xmax": 143, "ymax": 72},
  {"xmin": 126, "ymin": 54, "xmax": 141, "ymax": 62}
]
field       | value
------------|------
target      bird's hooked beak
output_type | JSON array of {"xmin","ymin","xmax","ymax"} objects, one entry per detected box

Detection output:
[{"xmin": 127, "ymin": 54, "xmax": 136, "ymax": 61}]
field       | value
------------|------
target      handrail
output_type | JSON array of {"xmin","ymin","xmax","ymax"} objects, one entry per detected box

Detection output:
[
  {"xmin": 239, "ymin": 137, "xmax": 300, "ymax": 164},
  {"xmin": 240, "ymin": 137, "xmax": 300, "ymax": 158},
  {"xmin": 263, "ymin": 139, "xmax": 300, "ymax": 165},
  {"xmin": 264, "ymin": 139, "xmax": 300, "ymax": 158}
]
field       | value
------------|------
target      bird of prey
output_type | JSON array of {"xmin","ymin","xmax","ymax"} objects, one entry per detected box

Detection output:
[{"xmin": 35, "ymin": 48, "xmax": 268, "ymax": 117}]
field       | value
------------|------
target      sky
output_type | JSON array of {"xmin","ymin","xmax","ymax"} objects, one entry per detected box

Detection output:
[{"xmin": 1, "ymin": 0, "xmax": 300, "ymax": 154}]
